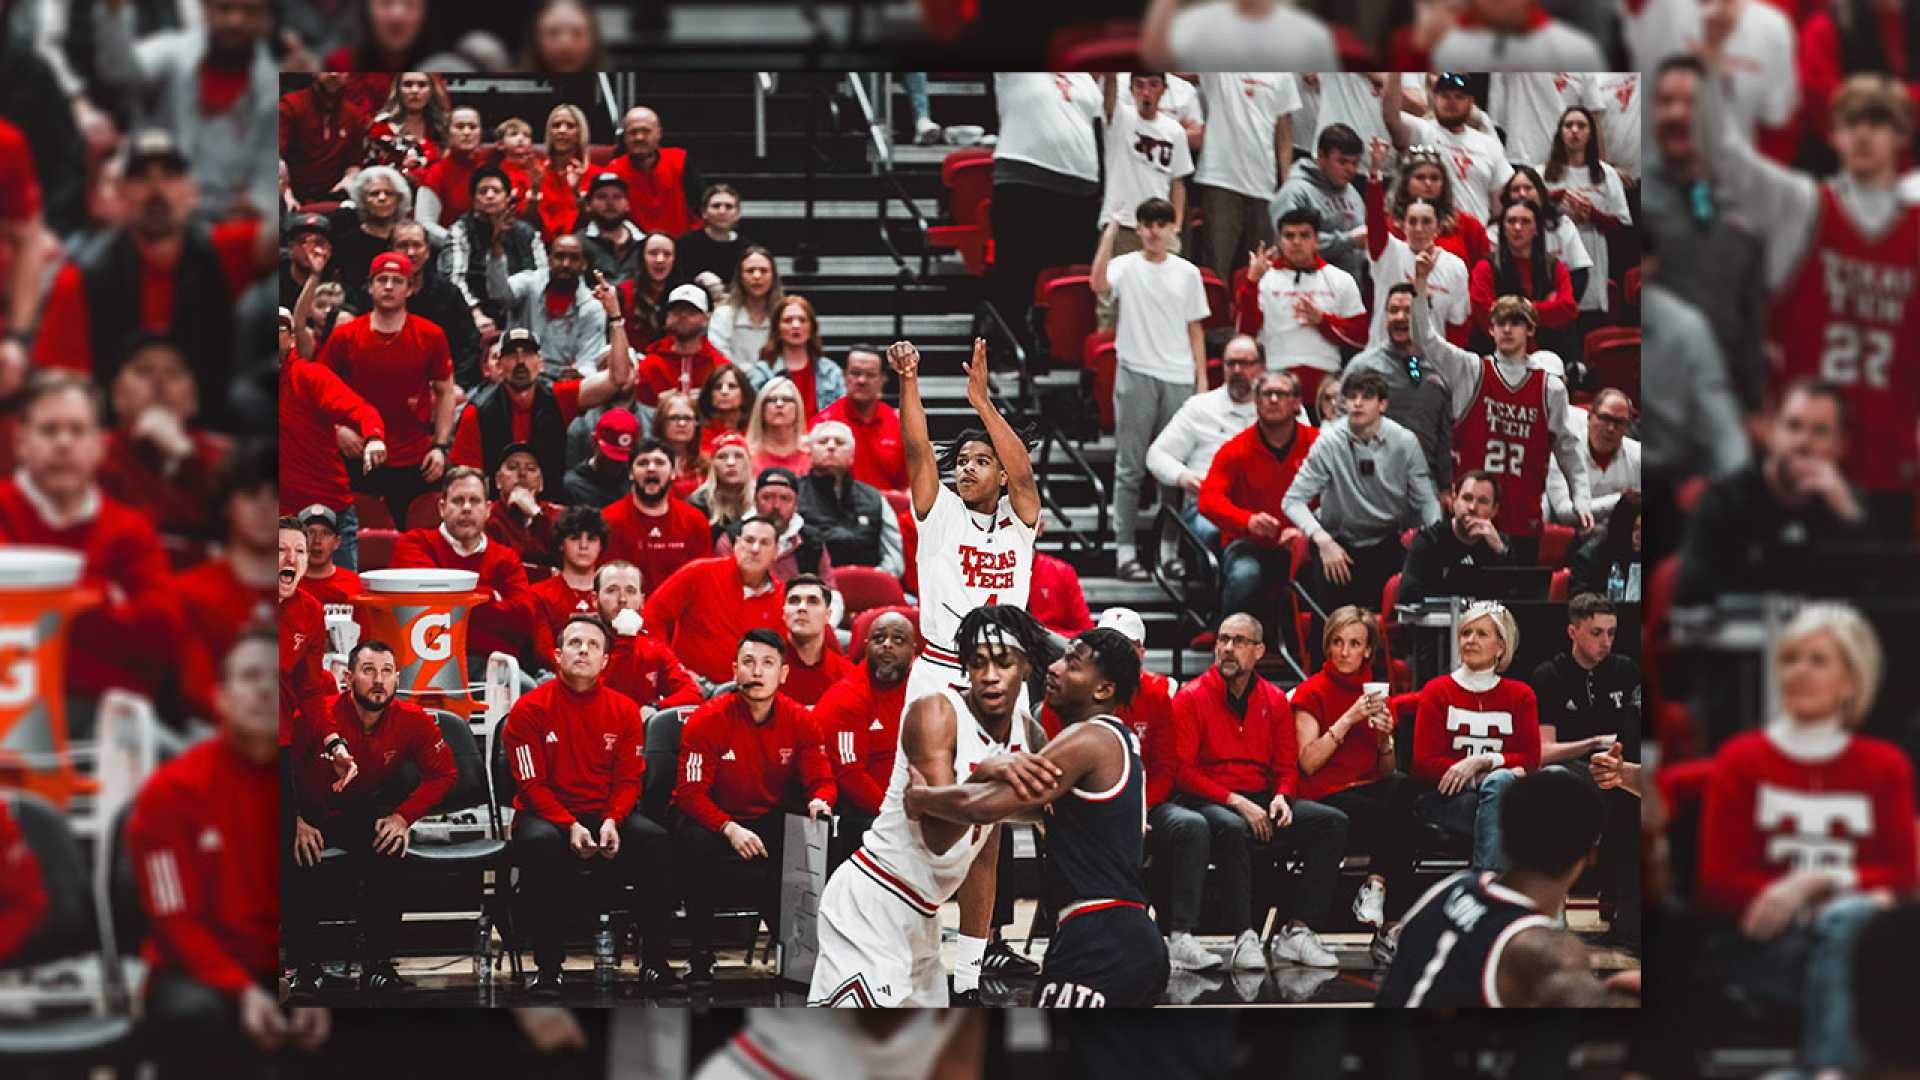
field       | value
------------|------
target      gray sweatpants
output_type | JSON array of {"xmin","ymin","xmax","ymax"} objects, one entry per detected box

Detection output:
[{"xmin": 1113, "ymin": 365, "xmax": 1191, "ymax": 563}]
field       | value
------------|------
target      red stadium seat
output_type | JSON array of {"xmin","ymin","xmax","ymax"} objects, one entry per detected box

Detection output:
[
  {"xmin": 1537, "ymin": 524, "xmax": 1575, "ymax": 568},
  {"xmin": 849, "ymin": 604, "xmax": 920, "ymax": 664},
  {"xmin": 929, "ymin": 152, "xmax": 996, "ymax": 277},
  {"xmin": 1584, "ymin": 327, "xmax": 1641, "ymax": 405},
  {"xmin": 589, "ymin": 144, "xmax": 615, "ymax": 167},
  {"xmin": 1548, "ymin": 567, "xmax": 1571, "ymax": 602},
  {"xmin": 1044, "ymin": 20, "xmax": 1144, "ymax": 69},
  {"xmin": 883, "ymin": 489, "xmax": 920, "ymax": 596},
  {"xmin": 359, "ymin": 528, "xmax": 399, "ymax": 571},
  {"xmin": 1380, "ymin": 572, "xmax": 1401, "ymax": 647},
  {"xmin": 1206, "ymin": 357, "xmax": 1223, "ymax": 390},
  {"xmin": 1042, "ymin": 275, "xmax": 1098, "ymax": 370},
  {"xmin": 1033, "ymin": 264, "xmax": 1091, "ymax": 306},
  {"xmin": 1656, "ymin": 758, "xmax": 1716, "ymax": 810},
  {"xmin": 1086, "ymin": 333, "xmax": 1118, "ymax": 434},
  {"xmin": 403, "ymin": 491, "xmax": 441, "ymax": 531},
  {"xmin": 835, "ymin": 566, "xmax": 907, "ymax": 618},
  {"xmin": 1199, "ymin": 268, "xmax": 1232, "ymax": 332},
  {"xmin": 353, "ymin": 492, "xmax": 396, "ymax": 531},
  {"xmin": 1623, "ymin": 266, "xmax": 1642, "ymax": 310}
]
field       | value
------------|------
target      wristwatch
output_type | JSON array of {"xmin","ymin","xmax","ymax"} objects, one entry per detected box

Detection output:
[{"xmin": 431, "ymin": 440, "xmax": 452, "ymax": 452}]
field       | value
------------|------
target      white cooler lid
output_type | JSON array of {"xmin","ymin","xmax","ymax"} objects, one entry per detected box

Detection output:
[
  {"xmin": 0, "ymin": 547, "xmax": 86, "ymax": 588},
  {"xmin": 358, "ymin": 568, "xmax": 481, "ymax": 594}
]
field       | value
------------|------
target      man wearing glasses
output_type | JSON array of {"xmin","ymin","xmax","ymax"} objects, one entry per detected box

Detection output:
[
  {"xmin": 1546, "ymin": 389, "xmax": 1640, "ymax": 531},
  {"xmin": 1198, "ymin": 369, "xmax": 1320, "ymax": 647},
  {"xmin": 1147, "ymin": 333, "xmax": 1267, "ymax": 560}
]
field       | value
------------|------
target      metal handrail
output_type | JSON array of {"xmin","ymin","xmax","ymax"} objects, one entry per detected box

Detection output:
[{"xmin": 847, "ymin": 72, "xmax": 934, "ymax": 295}]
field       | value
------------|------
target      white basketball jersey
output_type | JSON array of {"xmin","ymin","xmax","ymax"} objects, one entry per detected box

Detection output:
[
  {"xmin": 914, "ymin": 485, "xmax": 1036, "ymax": 656},
  {"xmin": 733, "ymin": 1010, "xmax": 961, "ymax": 1080},
  {"xmin": 860, "ymin": 685, "xmax": 1030, "ymax": 907}
]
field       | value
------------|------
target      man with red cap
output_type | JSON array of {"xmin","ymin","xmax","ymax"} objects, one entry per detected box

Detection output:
[
  {"xmin": 813, "ymin": 609, "xmax": 916, "ymax": 873},
  {"xmin": 593, "ymin": 559, "xmax": 701, "ymax": 711},
  {"xmin": 279, "ymin": 304, "xmax": 385, "ymax": 573},
  {"xmin": 634, "ymin": 284, "xmax": 727, "ymax": 407},
  {"xmin": 390, "ymin": 466, "xmax": 538, "ymax": 666},
  {"xmin": 601, "ymin": 437, "xmax": 714, "ymax": 591},
  {"xmin": 316, "ymin": 250, "xmax": 457, "ymax": 529},
  {"xmin": 565, "ymin": 409, "xmax": 638, "ymax": 508}
]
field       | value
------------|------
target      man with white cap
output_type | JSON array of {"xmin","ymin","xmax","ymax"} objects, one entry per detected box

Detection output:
[{"xmin": 635, "ymin": 283, "xmax": 729, "ymax": 407}]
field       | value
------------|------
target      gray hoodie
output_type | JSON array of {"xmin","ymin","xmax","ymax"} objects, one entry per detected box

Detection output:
[{"xmin": 1270, "ymin": 158, "xmax": 1367, "ymax": 283}]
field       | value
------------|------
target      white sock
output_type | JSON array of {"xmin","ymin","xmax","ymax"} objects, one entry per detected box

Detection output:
[
  {"xmin": 1116, "ymin": 545, "xmax": 1138, "ymax": 566},
  {"xmin": 951, "ymin": 934, "xmax": 988, "ymax": 992}
]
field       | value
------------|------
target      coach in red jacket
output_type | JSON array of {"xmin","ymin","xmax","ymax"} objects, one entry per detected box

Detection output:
[
  {"xmin": 593, "ymin": 559, "xmax": 701, "ymax": 711},
  {"xmin": 390, "ymin": 467, "xmax": 537, "ymax": 665},
  {"xmin": 503, "ymin": 614, "xmax": 678, "ymax": 996},
  {"xmin": 285, "ymin": 641, "xmax": 455, "ymax": 995},
  {"xmin": 671, "ymin": 628, "xmax": 835, "ymax": 983},
  {"xmin": 129, "ymin": 627, "xmax": 331, "ymax": 1073},
  {"xmin": 814, "ymin": 610, "xmax": 916, "ymax": 873},
  {"xmin": 644, "ymin": 516, "xmax": 787, "ymax": 684},
  {"xmin": 1168, "ymin": 612, "xmax": 1349, "ymax": 971}
]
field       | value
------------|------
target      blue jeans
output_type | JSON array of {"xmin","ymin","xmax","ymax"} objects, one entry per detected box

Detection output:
[
  {"xmin": 332, "ymin": 506, "xmax": 360, "ymax": 573},
  {"xmin": 1414, "ymin": 767, "xmax": 1521, "ymax": 872},
  {"xmin": 1178, "ymin": 500, "xmax": 1221, "ymax": 553},
  {"xmin": 1722, "ymin": 893, "xmax": 1880, "ymax": 1070},
  {"xmin": 903, "ymin": 73, "xmax": 930, "ymax": 125},
  {"xmin": 1220, "ymin": 539, "xmax": 1293, "ymax": 630}
]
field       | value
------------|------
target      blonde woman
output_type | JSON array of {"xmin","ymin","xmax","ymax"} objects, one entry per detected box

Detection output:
[
  {"xmin": 654, "ymin": 390, "xmax": 709, "ymax": 500},
  {"xmin": 1411, "ymin": 600, "xmax": 1540, "ymax": 873},
  {"xmin": 746, "ymin": 376, "xmax": 810, "ymax": 475},
  {"xmin": 688, "ymin": 432, "xmax": 756, "ymax": 541},
  {"xmin": 524, "ymin": 102, "xmax": 592, "ymax": 246},
  {"xmin": 708, "ymin": 247, "xmax": 782, "ymax": 369},
  {"xmin": 1699, "ymin": 603, "xmax": 1915, "ymax": 1077},
  {"xmin": 366, "ymin": 71, "xmax": 450, "ymax": 183}
]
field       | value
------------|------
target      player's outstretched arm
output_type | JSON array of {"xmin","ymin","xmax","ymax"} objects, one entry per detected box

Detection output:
[
  {"xmin": 1496, "ymin": 925, "xmax": 1637, "ymax": 1007},
  {"xmin": 905, "ymin": 724, "xmax": 1100, "ymax": 825},
  {"xmin": 962, "ymin": 337, "xmax": 1042, "ymax": 529},
  {"xmin": 888, "ymin": 340, "xmax": 942, "ymax": 521},
  {"xmin": 898, "ymin": 693, "xmax": 970, "ymax": 853}
]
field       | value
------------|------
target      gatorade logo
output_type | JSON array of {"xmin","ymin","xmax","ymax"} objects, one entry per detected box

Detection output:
[
  {"xmin": 0, "ymin": 625, "xmax": 38, "ymax": 709},
  {"xmin": 412, "ymin": 612, "xmax": 453, "ymax": 662}
]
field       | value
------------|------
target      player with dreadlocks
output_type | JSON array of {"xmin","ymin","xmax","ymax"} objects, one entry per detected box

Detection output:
[
  {"xmin": 809, "ymin": 605, "xmax": 1060, "ymax": 1007},
  {"xmin": 883, "ymin": 335, "xmax": 1044, "ymax": 997}
]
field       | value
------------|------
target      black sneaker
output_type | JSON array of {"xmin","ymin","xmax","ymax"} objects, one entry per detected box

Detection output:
[
  {"xmin": 287, "ymin": 964, "xmax": 341, "ymax": 995},
  {"xmin": 981, "ymin": 937, "xmax": 1040, "ymax": 977},
  {"xmin": 639, "ymin": 961, "xmax": 684, "ymax": 993},
  {"xmin": 527, "ymin": 966, "xmax": 565, "ymax": 999},
  {"xmin": 686, "ymin": 951, "xmax": 716, "ymax": 986},
  {"xmin": 949, "ymin": 984, "xmax": 982, "ymax": 1007},
  {"xmin": 360, "ymin": 961, "xmax": 413, "ymax": 993}
]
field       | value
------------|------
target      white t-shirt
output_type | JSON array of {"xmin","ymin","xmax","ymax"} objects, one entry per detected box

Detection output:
[
  {"xmin": 1101, "ymin": 103, "xmax": 1196, "ymax": 229},
  {"xmin": 1107, "ymin": 251, "xmax": 1210, "ymax": 383},
  {"xmin": 1255, "ymin": 261, "xmax": 1365, "ymax": 375},
  {"xmin": 1623, "ymin": 0, "xmax": 1791, "ymax": 153},
  {"xmin": 1310, "ymin": 73, "xmax": 1427, "ymax": 158},
  {"xmin": 1488, "ymin": 72, "xmax": 1603, "ymax": 168},
  {"xmin": 1193, "ymin": 72, "xmax": 1303, "ymax": 200},
  {"xmin": 913, "ymin": 484, "xmax": 1036, "ymax": 656},
  {"xmin": 992, "ymin": 73, "xmax": 1103, "ymax": 182},
  {"xmin": 1433, "ymin": 21, "xmax": 1607, "ymax": 77},
  {"xmin": 1168, "ymin": 2, "xmax": 1339, "ymax": 71},
  {"xmin": 1543, "ymin": 212, "xmax": 1593, "ymax": 275},
  {"xmin": 1590, "ymin": 73, "xmax": 1642, "ymax": 184},
  {"xmin": 1546, "ymin": 159, "xmax": 1632, "ymax": 310},
  {"xmin": 1369, "ymin": 238, "xmax": 1469, "ymax": 347},
  {"xmin": 1403, "ymin": 113, "xmax": 1514, "ymax": 226}
]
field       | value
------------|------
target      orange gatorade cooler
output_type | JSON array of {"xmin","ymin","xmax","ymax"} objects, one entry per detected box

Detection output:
[
  {"xmin": 354, "ymin": 569, "xmax": 491, "ymax": 720},
  {"xmin": 0, "ymin": 547, "xmax": 101, "ymax": 806}
]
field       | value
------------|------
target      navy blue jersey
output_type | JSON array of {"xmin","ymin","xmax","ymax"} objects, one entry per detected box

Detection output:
[
  {"xmin": 1375, "ymin": 870, "xmax": 1556, "ymax": 1007},
  {"xmin": 1044, "ymin": 716, "xmax": 1149, "ymax": 910}
]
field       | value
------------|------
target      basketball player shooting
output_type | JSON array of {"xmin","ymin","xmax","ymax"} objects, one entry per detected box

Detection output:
[
  {"xmin": 903, "ymin": 627, "xmax": 1171, "ymax": 1008},
  {"xmin": 885, "ymin": 336, "xmax": 1044, "ymax": 998},
  {"xmin": 808, "ymin": 606, "xmax": 1061, "ymax": 1007}
]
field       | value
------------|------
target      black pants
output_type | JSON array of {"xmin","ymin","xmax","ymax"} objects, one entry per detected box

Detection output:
[
  {"xmin": 1146, "ymin": 800, "xmax": 1211, "ymax": 934},
  {"xmin": 670, "ymin": 810, "xmax": 786, "ymax": 954},
  {"xmin": 352, "ymin": 462, "xmax": 434, "ymax": 532},
  {"xmin": 283, "ymin": 803, "xmax": 408, "ymax": 967},
  {"xmin": 990, "ymin": 180, "xmax": 1099, "ymax": 354},
  {"xmin": 512, "ymin": 812, "xmax": 674, "ymax": 971},
  {"xmin": 142, "ymin": 971, "xmax": 323, "ymax": 1079},
  {"xmin": 1174, "ymin": 792, "xmax": 1350, "ymax": 931},
  {"xmin": 1317, "ymin": 772, "xmax": 1418, "ymax": 923}
]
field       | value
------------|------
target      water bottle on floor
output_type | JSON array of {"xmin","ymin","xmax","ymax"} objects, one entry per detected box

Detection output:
[
  {"xmin": 595, "ymin": 914, "xmax": 615, "ymax": 987},
  {"xmin": 475, "ymin": 920, "xmax": 492, "ymax": 991}
]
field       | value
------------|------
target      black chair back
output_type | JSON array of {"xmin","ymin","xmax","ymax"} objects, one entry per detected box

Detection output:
[
  {"xmin": 4, "ymin": 792, "xmax": 96, "ymax": 968},
  {"xmin": 643, "ymin": 707, "xmax": 691, "ymax": 821},
  {"xmin": 430, "ymin": 711, "xmax": 489, "ymax": 816},
  {"xmin": 108, "ymin": 803, "xmax": 145, "ymax": 958}
]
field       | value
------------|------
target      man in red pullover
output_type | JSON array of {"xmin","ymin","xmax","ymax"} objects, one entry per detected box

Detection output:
[
  {"xmin": 503, "ymin": 613, "xmax": 679, "ymax": 996},
  {"xmin": 285, "ymin": 641, "xmax": 455, "ymax": 995},
  {"xmin": 177, "ymin": 441, "xmax": 278, "ymax": 719},
  {"xmin": 671, "ymin": 628, "xmax": 835, "ymax": 982},
  {"xmin": 602, "ymin": 437, "xmax": 713, "ymax": 591},
  {"xmin": 1199, "ymin": 368, "xmax": 1320, "ymax": 649},
  {"xmin": 278, "ymin": 307, "xmax": 386, "ymax": 573},
  {"xmin": 811, "ymin": 345, "xmax": 909, "ymax": 491},
  {"xmin": 644, "ymin": 515, "xmax": 788, "ymax": 685},
  {"xmin": 0, "ymin": 371, "xmax": 183, "ymax": 707},
  {"xmin": 129, "ymin": 627, "xmax": 332, "ymax": 1074},
  {"xmin": 605, "ymin": 106, "xmax": 700, "ymax": 237},
  {"xmin": 593, "ymin": 560, "xmax": 701, "ymax": 712},
  {"xmin": 390, "ymin": 467, "xmax": 536, "ymax": 667},
  {"xmin": 529, "ymin": 505, "xmax": 607, "ymax": 663},
  {"xmin": 0, "ymin": 797, "xmax": 48, "ymax": 964},
  {"xmin": 1169, "ymin": 612, "xmax": 1350, "ymax": 972},
  {"xmin": 780, "ymin": 573, "xmax": 852, "ymax": 706},
  {"xmin": 815, "ymin": 611, "xmax": 916, "ymax": 874}
]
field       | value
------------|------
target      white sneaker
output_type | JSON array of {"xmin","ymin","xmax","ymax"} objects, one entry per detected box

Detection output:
[
  {"xmin": 1352, "ymin": 878, "xmax": 1386, "ymax": 928},
  {"xmin": 1228, "ymin": 929, "xmax": 1266, "ymax": 971},
  {"xmin": 1370, "ymin": 923, "xmax": 1400, "ymax": 969},
  {"xmin": 914, "ymin": 117, "xmax": 943, "ymax": 145},
  {"xmin": 1166, "ymin": 931, "xmax": 1223, "ymax": 971},
  {"xmin": 1269, "ymin": 924, "xmax": 1338, "ymax": 969}
]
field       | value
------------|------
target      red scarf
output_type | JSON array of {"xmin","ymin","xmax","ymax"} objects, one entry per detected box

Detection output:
[{"xmin": 543, "ymin": 281, "xmax": 576, "ymax": 319}]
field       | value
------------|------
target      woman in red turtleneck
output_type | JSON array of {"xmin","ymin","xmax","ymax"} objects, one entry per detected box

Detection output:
[{"xmin": 1468, "ymin": 196, "xmax": 1577, "ymax": 356}]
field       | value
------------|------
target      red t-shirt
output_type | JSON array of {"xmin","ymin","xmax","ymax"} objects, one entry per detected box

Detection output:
[
  {"xmin": 528, "ymin": 572, "xmax": 596, "ymax": 660},
  {"xmin": 501, "ymin": 679, "xmax": 646, "ymax": 828},
  {"xmin": 601, "ymin": 494, "xmax": 714, "ymax": 592},
  {"xmin": 318, "ymin": 313, "xmax": 454, "ymax": 467},
  {"xmin": 1411, "ymin": 671, "xmax": 1542, "ymax": 783},
  {"xmin": 419, "ymin": 149, "xmax": 492, "ymax": 226},
  {"xmin": 812, "ymin": 397, "xmax": 908, "ymax": 492},
  {"xmin": 813, "ymin": 664, "xmax": 909, "ymax": 815},
  {"xmin": 672, "ymin": 692, "xmax": 834, "ymax": 831},
  {"xmin": 780, "ymin": 640, "xmax": 853, "ymax": 707},
  {"xmin": 486, "ymin": 498, "xmax": 562, "ymax": 568},
  {"xmin": 603, "ymin": 148, "xmax": 695, "ymax": 237},
  {"xmin": 296, "ymin": 695, "xmax": 455, "ymax": 825},
  {"xmin": 1289, "ymin": 663, "xmax": 1390, "ymax": 801},
  {"xmin": 300, "ymin": 567, "xmax": 362, "ymax": 608},
  {"xmin": 1169, "ymin": 666, "xmax": 1297, "ymax": 803},
  {"xmin": 0, "ymin": 117, "xmax": 41, "ymax": 224},
  {"xmin": 448, "ymin": 380, "xmax": 583, "ymax": 471},
  {"xmin": 278, "ymin": 589, "xmax": 335, "ymax": 750},
  {"xmin": 278, "ymin": 86, "xmax": 370, "ymax": 201},
  {"xmin": 642, "ymin": 555, "xmax": 787, "ymax": 683},
  {"xmin": 278, "ymin": 357, "xmax": 385, "ymax": 514}
]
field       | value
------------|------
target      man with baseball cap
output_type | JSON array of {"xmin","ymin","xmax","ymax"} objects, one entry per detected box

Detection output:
[
  {"xmin": 635, "ymin": 283, "xmax": 727, "ymax": 406},
  {"xmin": 578, "ymin": 172, "xmax": 648, "ymax": 286},
  {"xmin": 279, "ymin": 212, "xmax": 335, "ymax": 311},
  {"xmin": 297, "ymin": 505, "xmax": 361, "ymax": 607},
  {"xmin": 484, "ymin": 441, "xmax": 566, "ymax": 567},
  {"xmin": 1382, "ymin": 75, "xmax": 1511, "ymax": 227},
  {"xmin": 566, "ymin": 408, "xmax": 640, "ymax": 508},
  {"xmin": 603, "ymin": 437, "xmax": 715, "ymax": 592},
  {"xmin": 716, "ymin": 465, "xmax": 835, "ymax": 587},
  {"xmin": 315, "ymin": 250, "xmax": 458, "ymax": 528},
  {"xmin": 32, "ymin": 127, "xmax": 274, "ymax": 433}
]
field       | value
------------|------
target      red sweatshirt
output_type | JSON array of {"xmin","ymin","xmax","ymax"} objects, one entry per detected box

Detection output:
[
  {"xmin": 279, "ymin": 358, "xmax": 386, "ymax": 514},
  {"xmin": 1411, "ymin": 671, "xmax": 1542, "ymax": 783},
  {"xmin": 604, "ymin": 628, "xmax": 703, "ymax": 710},
  {"xmin": 1697, "ymin": 728, "xmax": 1918, "ymax": 918},
  {"xmin": 501, "ymin": 678, "xmax": 646, "ymax": 829},
  {"xmin": 1290, "ymin": 662, "xmax": 1394, "ymax": 801},
  {"xmin": 390, "ymin": 527, "xmax": 535, "ymax": 661},
  {"xmin": 279, "ymin": 589, "xmax": 336, "ymax": 750},
  {"xmin": 1028, "ymin": 553, "xmax": 1093, "ymax": 637},
  {"xmin": 485, "ymin": 497, "xmax": 563, "ymax": 567},
  {"xmin": 602, "ymin": 493, "xmax": 714, "ymax": 592},
  {"xmin": 634, "ymin": 335, "xmax": 727, "ymax": 407},
  {"xmin": 0, "ymin": 480, "xmax": 181, "ymax": 701},
  {"xmin": 1170, "ymin": 666, "xmax": 1298, "ymax": 803},
  {"xmin": 127, "ymin": 736, "xmax": 279, "ymax": 997},
  {"xmin": 300, "ymin": 567, "xmax": 362, "ymax": 608},
  {"xmin": 528, "ymin": 573, "xmax": 597, "ymax": 662},
  {"xmin": 781, "ymin": 639, "xmax": 853, "ymax": 707},
  {"xmin": 297, "ymin": 695, "xmax": 455, "ymax": 824},
  {"xmin": 98, "ymin": 428, "xmax": 230, "ymax": 542},
  {"xmin": 1041, "ymin": 668, "xmax": 1177, "ymax": 808},
  {"xmin": 813, "ymin": 663, "xmax": 909, "ymax": 815},
  {"xmin": 0, "ymin": 799, "xmax": 47, "ymax": 964},
  {"xmin": 176, "ymin": 557, "xmax": 275, "ymax": 719},
  {"xmin": 1198, "ymin": 422, "xmax": 1320, "ymax": 549},
  {"xmin": 419, "ymin": 147, "xmax": 492, "ymax": 226},
  {"xmin": 1468, "ymin": 255, "xmax": 1577, "ymax": 343},
  {"xmin": 673, "ymin": 692, "xmax": 835, "ymax": 831},
  {"xmin": 643, "ymin": 555, "xmax": 787, "ymax": 683}
]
